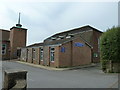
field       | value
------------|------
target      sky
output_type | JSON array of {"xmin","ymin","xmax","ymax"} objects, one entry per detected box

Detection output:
[{"xmin": 0, "ymin": 0, "xmax": 119, "ymax": 46}]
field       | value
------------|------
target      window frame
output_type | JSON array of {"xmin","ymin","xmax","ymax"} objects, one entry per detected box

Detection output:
[
  {"xmin": 93, "ymin": 53, "xmax": 98, "ymax": 58},
  {"xmin": 50, "ymin": 47, "xmax": 55, "ymax": 62},
  {"xmin": 32, "ymin": 48, "xmax": 36, "ymax": 60},
  {"xmin": 40, "ymin": 47, "xmax": 43, "ymax": 61},
  {"xmin": 1, "ymin": 44, "xmax": 6, "ymax": 55}
]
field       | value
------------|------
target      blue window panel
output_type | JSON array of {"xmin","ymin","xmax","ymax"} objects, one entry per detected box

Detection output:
[
  {"xmin": 74, "ymin": 42, "xmax": 84, "ymax": 47},
  {"xmin": 61, "ymin": 47, "xmax": 65, "ymax": 52}
]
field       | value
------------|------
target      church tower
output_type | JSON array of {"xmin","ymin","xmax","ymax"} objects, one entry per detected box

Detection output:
[{"xmin": 10, "ymin": 13, "xmax": 27, "ymax": 59}]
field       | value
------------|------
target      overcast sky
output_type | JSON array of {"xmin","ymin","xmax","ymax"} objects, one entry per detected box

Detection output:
[{"xmin": 0, "ymin": 0, "xmax": 118, "ymax": 45}]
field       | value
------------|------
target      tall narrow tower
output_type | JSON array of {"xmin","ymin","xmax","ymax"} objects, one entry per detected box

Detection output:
[{"xmin": 10, "ymin": 13, "xmax": 27, "ymax": 59}]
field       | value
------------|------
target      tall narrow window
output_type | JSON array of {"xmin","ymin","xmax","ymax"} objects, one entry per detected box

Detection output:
[
  {"xmin": 50, "ymin": 47, "xmax": 55, "ymax": 62},
  {"xmin": 93, "ymin": 53, "xmax": 98, "ymax": 58},
  {"xmin": 2, "ymin": 44, "xmax": 6, "ymax": 55},
  {"xmin": 33, "ymin": 48, "xmax": 35, "ymax": 60},
  {"xmin": 40, "ymin": 48, "xmax": 43, "ymax": 61},
  {"xmin": 26, "ymin": 49, "xmax": 28, "ymax": 61}
]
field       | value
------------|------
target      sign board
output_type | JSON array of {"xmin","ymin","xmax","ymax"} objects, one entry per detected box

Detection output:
[
  {"xmin": 74, "ymin": 42, "xmax": 84, "ymax": 47},
  {"xmin": 61, "ymin": 47, "xmax": 65, "ymax": 52}
]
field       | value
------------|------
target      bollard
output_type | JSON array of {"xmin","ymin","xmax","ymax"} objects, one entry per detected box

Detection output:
[{"xmin": 3, "ymin": 69, "xmax": 27, "ymax": 90}]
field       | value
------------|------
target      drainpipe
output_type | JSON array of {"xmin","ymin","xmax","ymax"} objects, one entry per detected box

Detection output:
[
  {"xmin": 91, "ymin": 48, "xmax": 93, "ymax": 63},
  {"xmin": 71, "ymin": 41, "xmax": 73, "ymax": 67}
]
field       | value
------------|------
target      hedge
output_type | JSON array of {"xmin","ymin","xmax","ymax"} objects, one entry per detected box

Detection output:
[{"xmin": 100, "ymin": 26, "xmax": 120, "ymax": 63}]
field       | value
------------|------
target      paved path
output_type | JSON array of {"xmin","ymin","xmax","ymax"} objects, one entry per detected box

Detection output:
[{"xmin": 2, "ymin": 61, "xmax": 119, "ymax": 88}]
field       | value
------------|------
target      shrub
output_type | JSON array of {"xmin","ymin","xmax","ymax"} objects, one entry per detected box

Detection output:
[
  {"xmin": 100, "ymin": 26, "xmax": 120, "ymax": 72},
  {"xmin": 100, "ymin": 26, "xmax": 120, "ymax": 62}
]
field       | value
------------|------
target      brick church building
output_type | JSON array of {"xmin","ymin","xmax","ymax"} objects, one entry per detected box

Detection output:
[
  {"xmin": 20, "ymin": 25, "xmax": 102, "ymax": 68},
  {"xmin": 0, "ymin": 13, "xmax": 27, "ymax": 60},
  {"xmin": 1, "ymin": 14, "xmax": 102, "ymax": 68}
]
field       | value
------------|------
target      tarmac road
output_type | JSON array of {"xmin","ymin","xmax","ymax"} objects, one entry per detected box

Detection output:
[{"xmin": 2, "ymin": 61, "xmax": 119, "ymax": 88}]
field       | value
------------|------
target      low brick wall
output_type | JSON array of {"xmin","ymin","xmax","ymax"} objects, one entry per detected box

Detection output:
[
  {"xmin": 3, "ymin": 69, "xmax": 27, "ymax": 90},
  {"xmin": 105, "ymin": 61, "xmax": 120, "ymax": 73}
]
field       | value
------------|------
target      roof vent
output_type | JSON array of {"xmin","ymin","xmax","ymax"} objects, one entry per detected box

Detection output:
[
  {"xmin": 51, "ymin": 37, "xmax": 56, "ymax": 40},
  {"xmin": 58, "ymin": 36, "xmax": 64, "ymax": 39}
]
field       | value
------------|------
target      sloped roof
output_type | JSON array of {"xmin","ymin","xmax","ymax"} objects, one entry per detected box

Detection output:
[
  {"xmin": 53, "ymin": 25, "xmax": 102, "ymax": 36},
  {"xmin": 27, "ymin": 42, "xmax": 43, "ymax": 48},
  {"xmin": 25, "ymin": 25, "xmax": 102, "ymax": 48},
  {"xmin": 45, "ymin": 25, "xmax": 102, "ymax": 41},
  {"xmin": 0, "ymin": 29, "xmax": 10, "ymax": 32},
  {"xmin": 45, "ymin": 35, "xmax": 93, "ymax": 48}
]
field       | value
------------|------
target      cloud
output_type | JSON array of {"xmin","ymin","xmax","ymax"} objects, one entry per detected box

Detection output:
[{"xmin": 0, "ymin": 1, "xmax": 118, "ymax": 45}]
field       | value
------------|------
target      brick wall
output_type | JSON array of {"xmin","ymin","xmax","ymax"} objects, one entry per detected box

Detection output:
[
  {"xmin": 2, "ymin": 41, "xmax": 10, "ymax": 60},
  {"xmin": 72, "ymin": 38, "xmax": 91, "ymax": 66},
  {"xmin": 59, "ymin": 42, "xmax": 72, "ymax": 67},
  {"xmin": 20, "ymin": 48, "xmax": 27, "ymax": 62},
  {"xmin": 59, "ymin": 37, "xmax": 91, "ymax": 67},
  {"xmin": 33, "ymin": 48, "xmax": 40, "ymax": 65},
  {"xmin": 1, "ymin": 30, "xmax": 10, "ymax": 60},
  {"xmin": 43, "ymin": 46, "xmax": 50, "ymax": 66},
  {"xmin": 1, "ymin": 30, "xmax": 10, "ymax": 41},
  {"xmin": 91, "ymin": 30, "xmax": 102, "ymax": 63},
  {"xmin": 27, "ymin": 48, "xmax": 32, "ymax": 63},
  {"xmin": 10, "ymin": 27, "xmax": 27, "ymax": 59}
]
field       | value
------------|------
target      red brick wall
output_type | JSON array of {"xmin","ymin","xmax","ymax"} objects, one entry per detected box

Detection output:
[
  {"xmin": 59, "ymin": 42, "xmax": 72, "ymax": 67},
  {"xmin": 59, "ymin": 37, "xmax": 91, "ymax": 67},
  {"xmin": 2, "ymin": 30, "xmax": 10, "ymax": 41},
  {"xmin": 43, "ymin": 46, "xmax": 50, "ymax": 66},
  {"xmin": 40, "ymin": 60, "xmax": 44, "ymax": 65},
  {"xmin": 1, "ymin": 30, "xmax": 10, "ymax": 60},
  {"xmin": 10, "ymin": 27, "xmax": 27, "ymax": 59},
  {"xmin": 33, "ymin": 48, "xmax": 40, "ymax": 65},
  {"xmin": 72, "ymin": 38, "xmax": 91, "ymax": 66},
  {"xmin": 2, "ymin": 41, "xmax": 10, "ymax": 60},
  {"xmin": 91, "ymin": 31, "xmax": 102, "ymax": 63}
]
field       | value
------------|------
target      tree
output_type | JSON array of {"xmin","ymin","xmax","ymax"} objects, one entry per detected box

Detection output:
[{"xmin": 100, "ymin": 26, "xmax": 120, "ymax": 72}]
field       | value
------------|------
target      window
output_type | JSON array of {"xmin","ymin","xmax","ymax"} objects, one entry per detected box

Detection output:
[
  {"xmin": 40, "ymin": 48, "xmax": 43, "ymax": 61},
  {"xmin": 50, "ymin": 47, "xmax": 55, "ymax": 62},
  {"xmin": 2, "ymin": 44, "xmax": 6, "ymax": 55},
  {"xmin": 93, "ymin": 53, "xmax": 98, "ymax": 58},
  {"xmin": 32, "ymin": 48, "xmax": 35, "ymax": 60},
  {"xmin": 17, "ymin": 49, "xmax": 21, "ymax": 57},
  {"xmin": 66, "ymin": 36, "xmax": 71, "ymax": 39}
]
